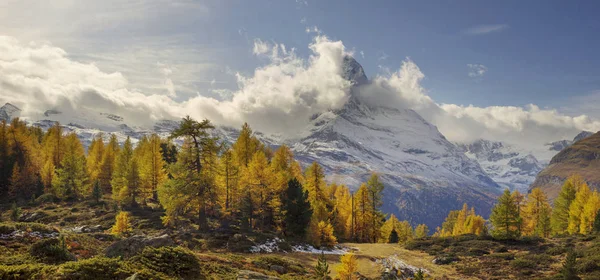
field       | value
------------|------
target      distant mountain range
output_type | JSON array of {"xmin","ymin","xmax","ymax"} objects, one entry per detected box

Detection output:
[{"xmin": 0, "ymin": 57, "xmax": 592, "ymax": 228}]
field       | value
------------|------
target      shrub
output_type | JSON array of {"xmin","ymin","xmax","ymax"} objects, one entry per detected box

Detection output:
[
  {"xmin": 510, "ymin": 258, "xmax": 536, "ymax": 269},
  {"xmin": 57, "ymin": 257, "xmax": 132, "ymax": 280},
  {"xmin": 29, "ymin": 238, "xmax": 75, "ymax": 264},
  {"xmin": 12, "ymin": 222, "xmax": 57, "ymax": 234},
  {"xmin": 130, "ymin": 247, "xmax": 201, "ymax": 279},
  {"xmin": 488, "ymin": 252, "xmax": 515, "ymax": 260},
  {"xmin": 35, "ymin": 193, "xmax": 59, "ymax": 204},
  {"xmin": 576, "ymin": 258, "xmax": 599, "ymax": 273},
  {"xmin": 0, "ymin": 263, "xmax": 55, "ymax": 280},
  {"xmin": 546, "ymin": 246, "xmax": 566, "ymax": 256},
  {"xmin": 10, "ymin": 203, "xmax": 21, "ymax": 221},
  {"xmin": 0, "ymin": 223, "xmax": 16, "ymax": 234}
]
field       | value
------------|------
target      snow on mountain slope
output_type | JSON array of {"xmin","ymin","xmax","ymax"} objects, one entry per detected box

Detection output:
[
  {"xmin": 0, "ymin": 103, "xmax": 21, "ymax": 122},
  {"xmin": 458, "ymin": 131, "xmax": 594, "ymax": 193},
  {"xmin": 286, "ymin": 57, "xmax": 500, "ymax": 228}
]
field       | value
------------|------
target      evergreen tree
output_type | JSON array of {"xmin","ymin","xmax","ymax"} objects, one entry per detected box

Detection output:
[
  {"xmin": 92, "ymin": 180, "xmax": 102, "ymax": 203},
  {"xmin": 314, "ymin": 252, "xmax": 331, "ymax": 280},
  {"xmin": 388, "ymin": 229, "xmax": 399, "ymax": 243},
  {"xmin": 414, "ymin": 269, "xmax": 426, "ymax": 280},
  {"xmin": 593, "ymin": 209, "xmax": 600, "ymax": 233},
  {"xmin": 282, "ymin": 178, "xmax": 312, "ymax": 238},
  {"xmin": 552, "ymin": 176, "xmax": 580, "ymax": 235},
  {"xmin": 490, "ymin": 189, "xmax": 521, "ymax": 239},
  {"xmin": 561, "ymin": 250, "xmax": 580, "ymax": 280},
  {"xmin": 52, "ymin": 133, "xmax": 88, "ymax": 200}
]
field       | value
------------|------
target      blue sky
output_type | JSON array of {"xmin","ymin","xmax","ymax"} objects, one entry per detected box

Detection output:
[{"xmin": 216, "ymin": 0, "xmax": 600, "ymax": 108}]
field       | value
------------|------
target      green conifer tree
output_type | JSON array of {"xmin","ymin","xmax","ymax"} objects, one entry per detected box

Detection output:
[{"xmin": 314, "ymin": 252, "xmax": 331, "ymax": 280}]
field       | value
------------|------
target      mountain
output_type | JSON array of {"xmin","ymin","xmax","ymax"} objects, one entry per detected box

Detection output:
[
  {"xmin": 458, "ymin": 131, "xmax": 594, "ymax": 193},
  {"xmin": 3, "ymin": 56, "xmax": 503, "ymax": 228},
  {"xmin": 287, "ymin": 56, "xmax": 500, "ymax": 228},
  {"xmin": 0, "ymin": 103, "xmax": 21, "ymax": 122},
  {"xmin": 530, "ymin": 131, "xmax": 600, "ymax": 200}
]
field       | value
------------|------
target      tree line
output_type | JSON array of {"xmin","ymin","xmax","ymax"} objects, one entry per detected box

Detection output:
[{"xmin": 0, "ymin": 117, "xmax": 416, "ymax": 245}]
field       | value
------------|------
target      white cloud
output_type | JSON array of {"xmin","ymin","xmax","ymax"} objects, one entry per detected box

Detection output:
[
  {"xmin": 467, "ymin": 64, "xmax": 487, "ymax": 77},
  {"xmin": 1, "ymin": 33, "xmax": 599, "ymax": 148},
  {"xmin": 252, "ymin": 39, "xmax": 271, "ymax": 56},
  {"xmin": 300, "ymin": 17, "xmax": 307, "ymax": 24},
  {"xmin": 464, "ymin": 24, "xmax": 509, "ymax": 35},
  {"xmin": 360, "ymin": 51, "xmax": 365, "ymax": 59}
]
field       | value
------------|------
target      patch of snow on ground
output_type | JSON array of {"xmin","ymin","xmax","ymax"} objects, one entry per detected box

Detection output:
[
  {"xmin": 249, "ymin": 238, "xmax": 285, "ymax": 253},
  {"xmin": 376, "ymin": 254, "xmax": 428, "ymax": 276},
  {"xmin": 291, "ymin": 244, "xmax": 351, "ymax": 255},
  {"xmin": 249, "ymin": 238, "xmax": 353, "ymax": 255}
]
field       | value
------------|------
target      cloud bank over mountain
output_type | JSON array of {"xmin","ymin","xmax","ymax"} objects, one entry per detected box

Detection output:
[{"xmin": 1, "ymin": 33, "xmax": 599, "ymax": 146}]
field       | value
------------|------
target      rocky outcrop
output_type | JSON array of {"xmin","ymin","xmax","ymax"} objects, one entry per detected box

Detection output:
[{"xmin": 104, "ymin": 234, "xmax": 175, "ymax": 258}]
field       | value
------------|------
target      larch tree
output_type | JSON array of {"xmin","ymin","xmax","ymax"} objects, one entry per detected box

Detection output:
[
  {"xmin": 217, "ymin": 148, "xmax": 239, "ymax": 214},
  {"xmin": 380, "ymin": 214, "xmax": 402, "ymax": 243},
  {"xmin": 336, "ymin": 253, "xmax": 358, "ymax": 280},
  {"xmin": 523, "ymin": 188, "xmax": 552, "ymax": 237},
  {"xmin": 138, "ymin": 134, "xmax": 166, "ymax": 202},
  {"xmin": 111, "ymin": 137, "xmax": 134, "ymax": 204},
  {"xmin": 353, "ymin": 183, "xmax": 372, "ymax": 243},
  {"xmin": 239, "ymin": 151, "xmax": 275, "ymax": 231},
  {"xmin": 582, "ymin": 190, "xmax": 600, "ymax": 234},
  {"xmin": 86, "ymin": 134, "xmax": 105, "ymax": 185},
  {"xmin": 161, "ymin": 116, "xmax": 216, "ymax": 230},
  {"xmin": 98, "ymin": 134, "xmax": 119, "ymax": 193},
  {"xmin": 366, "ymin": 173, "xmax": 385, "ymax": 243},
  {"xmin": 551, "ymin": 175, "xmax": 581, "ymax": 235},
  {"xmin": 414, "ymin": 224, "xmax": 429, "ymax": 239},
  {"xmin": 490, "ymin": 189, "xmax": 522, "ymax": 239}
]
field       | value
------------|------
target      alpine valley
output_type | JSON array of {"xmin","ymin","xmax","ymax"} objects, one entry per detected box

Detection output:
[{"xmin": 0, "ymin": 57, "xmax": 591, "ymax": 229}]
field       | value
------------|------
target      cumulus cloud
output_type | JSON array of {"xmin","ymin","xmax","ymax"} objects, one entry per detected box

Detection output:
[
  {"xmin": 464, "ymin": 24, "xmax": 509, "ymax": 35},
  {"xmin": 1, "ymin": 33, "xmax": 599, "ymax": 148},
  {"xmin": 467, "ymin": 64, "xmax": 487, "ymax": 78}
]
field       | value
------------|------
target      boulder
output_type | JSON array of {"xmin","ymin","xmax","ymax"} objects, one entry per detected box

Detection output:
[
  {"xmin": 104, "ymin": 234, "xmax": 175, "ymax": 258},
  {"xmin": 432, "ymin": 255, "xmax": 459, "ymax": 265},
  {"xmin": 269, "ymin": 265, "xmax": 287, "ymax": 274}
]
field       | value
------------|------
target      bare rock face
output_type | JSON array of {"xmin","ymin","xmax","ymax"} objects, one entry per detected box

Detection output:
[{"xmin": 104, "ymin": 234, "xmax": 175, "ymax": 259}]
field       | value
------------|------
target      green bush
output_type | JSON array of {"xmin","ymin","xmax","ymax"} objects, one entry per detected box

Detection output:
[
  {"xmin": 576, "ymin": 258, "xmax": 600, "ymax": 273},
  {"xmin": 35, "ymin": 193, "xmax": 59, "ymax": 204},
  {"xmin": 14, "ymin": 222, "xmax": 57, "ymax": 234},
  {"xmin": 546, "ymin": 246, "xmax": 566, "ymax": 256},
  {"xmin": 488, "ymin": 252, "xmax": 515, "ymax": 260},
  {"xmin": 510, "ymin": 258, "xmax": 536, "ymax": 269},
  {"xmin": 0, "ymin": 263, "xmax": 55, "ymax": 280},
  {"xmin": 29, "ymin": 238, "xmax": 75, "ymax": 264},
  {"xmin": 130, "ymin": 247, "xmax": 201, "ymax": 279},
  {"xmin": 57, "ymin": 257, "xmax": 132, "ymax": 280},
  {"xmin": 252, "ymin": 256, "xmax": 305, "ymax": 274},
  {"xmin": 0, "ymin": 223, "xmax": 16, "ymax": 234}
]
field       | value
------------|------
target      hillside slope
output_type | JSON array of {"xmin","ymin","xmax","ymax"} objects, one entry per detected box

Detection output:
[{"xmin": 529, "ymin": 131, "xmax": 600, "ymax": 200}]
